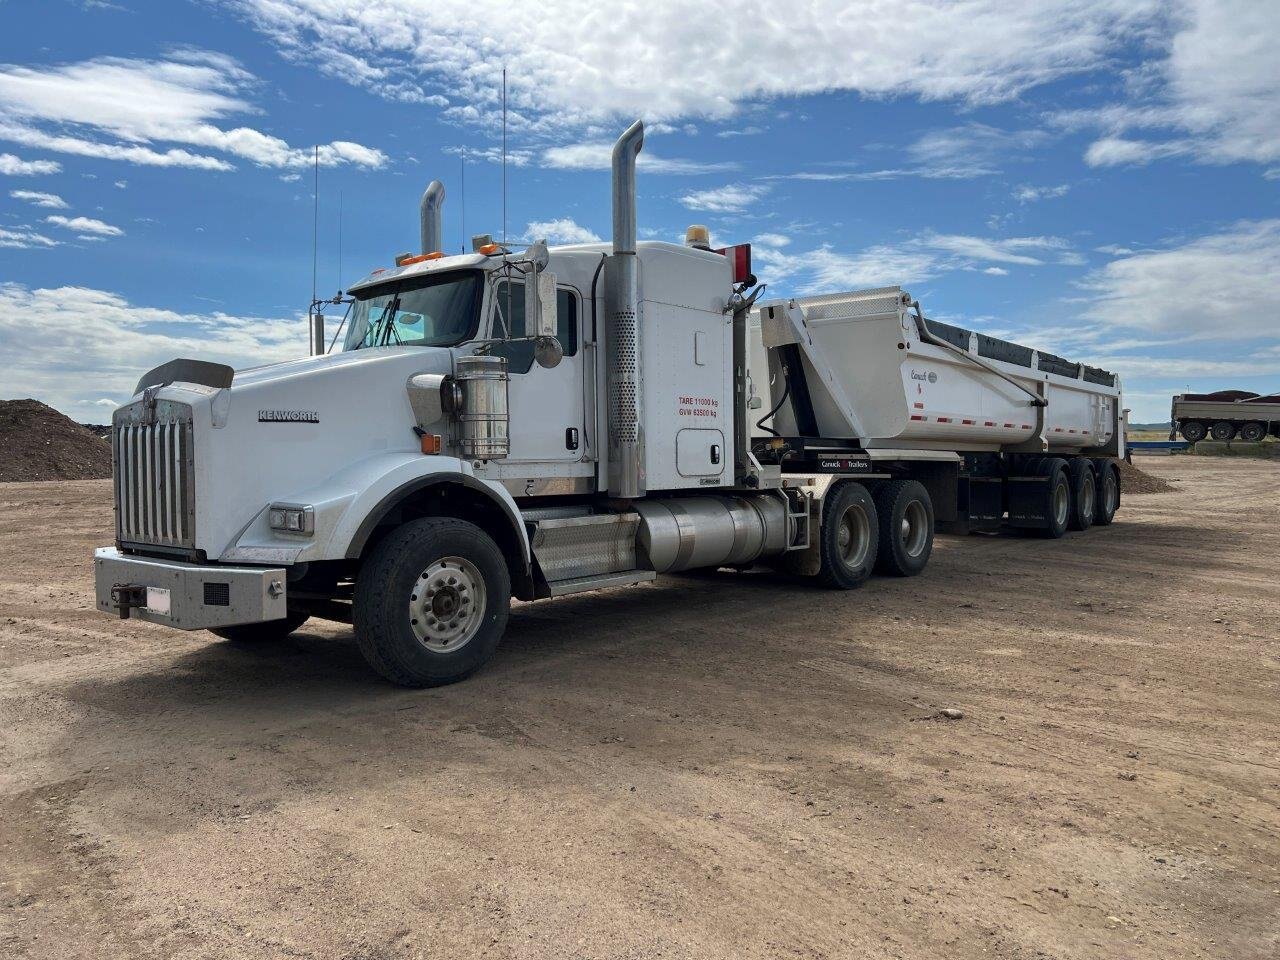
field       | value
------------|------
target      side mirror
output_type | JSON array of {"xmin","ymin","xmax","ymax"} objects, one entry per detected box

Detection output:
[
  {"xmin": 523, "ymin": 268, "xmax": 558, "ymax": 340},
  {"xmin": 534, "ymin": 336, "xmax": 563, "ymax": 369}
]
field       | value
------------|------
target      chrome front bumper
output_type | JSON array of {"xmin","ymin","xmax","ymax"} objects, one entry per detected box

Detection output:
[{"xmin": 94, "ymin": 547, "xmax": 287, "ymax": 630}]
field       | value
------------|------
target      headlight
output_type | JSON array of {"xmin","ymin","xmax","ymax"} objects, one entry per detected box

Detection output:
[{"xmin": 268, "ymin": 504, "xmax": 314, "ymax": 536}]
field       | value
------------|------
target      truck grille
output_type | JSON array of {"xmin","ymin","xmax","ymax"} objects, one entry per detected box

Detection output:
[{"xmin": 113, "ymin": 400, "xmax": 196, "ymax": 550}]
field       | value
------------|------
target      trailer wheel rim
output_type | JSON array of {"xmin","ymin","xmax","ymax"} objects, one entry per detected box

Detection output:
[
  {"xmin": 900, "ymin": 500, "xmax": 929, "ymax": 558},
  {"xmin": 836, "ymin": 502, "xmax": 872, "ymax": 569},
  {"xmin": 1103, "ymin": 472, "xmax": 1117, "ymax": 514},
  {"xmin": 1080, "ymin": 474, "xmax": 1095, "ymax": 519},
  {"xmin": 409, "ymin": 556, "xmax": 486, "ymax": 653},
  {"xmin": 1052, "ymin": 478, "xmax": 1070, "ymax": 527}
]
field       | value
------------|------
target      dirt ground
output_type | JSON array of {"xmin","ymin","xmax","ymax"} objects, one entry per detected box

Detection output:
[{"xmin": 1, "ymin": 457, "xmax": 1277, "ymax": 960}]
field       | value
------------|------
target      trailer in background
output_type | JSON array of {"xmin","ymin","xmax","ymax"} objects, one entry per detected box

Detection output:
[{"xmin": 1171, "ymin": 391, "xmax": 1280, "ymax": 443}]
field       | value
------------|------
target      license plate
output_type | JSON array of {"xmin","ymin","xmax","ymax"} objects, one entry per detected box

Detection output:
[{"xmin": 145, "ymin": 586, "xmax": 171, "ymax": 615}]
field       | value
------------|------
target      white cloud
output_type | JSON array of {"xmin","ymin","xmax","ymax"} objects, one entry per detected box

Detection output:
[
  {"xmin": 753, "ymin": 233, "xmax": 791, "ymax": 248},
  {"xmin": 0, "ymin": 152, "xmax": 60, "ymax": 175},
  {"xmin": 443, "ymin": 145, "xmax": 533, "ymax": 168},
  {"xmin": 1014, "ymin": 183, "xmax": 1070, "ymax": 203},
  {"xmin": 0, "ymin": 226, "xmax": 58, "ymax": 249},
  {"xmin": 114, "ymin": 179, "xmax": 127, "ymax": 189},
  {"xmin": 9, "ymin": 189, "xmax": 68, "ymax": 208},
  {"xmin": 524, "ymin": 218, "xmax": 601, "ymax": 244},
  {"xmin": 0, "ymin": 283, "xmax": 306, "ymax": 421},
  {"xmin": 920, "ymin": 232, "xmax": 1072, "ymax": 266},
  {"xmin": 775, "ymin": 124, "xmax": 1047, "ymax": 182},
  {"xmin": 984, "ymin": 266, "xmax": 1009, "ymax": 276},
  {"xmin": 224, "ymin": 1, "xmax": 1162, "ymax": 128},
  {"xmin": 542, "ymin": 142, "xmax": 734, "ymax": 175},
  {"xmin": 1062, "ymin": 1, "xmax": 1280, "ymax": 170},
  {"xmin": 1082, "ymin": 219, "xmax": 1280, "ymax": 339},
  {"xmin": 0, "ymin": 53, "xmax": 387, "ymax": 172},
  {"xmin": 45, "ymin": 214, "xmax": 124, "ymax": 237},
  {"xmin": 679, "ymin": 183, "xmax": 769, "ymax": 214}
]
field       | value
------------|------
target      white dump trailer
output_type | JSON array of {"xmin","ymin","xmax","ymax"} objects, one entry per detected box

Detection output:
[{"xmin": 93, "ymin": 119, "xmax": 1126, "ymax": 688}]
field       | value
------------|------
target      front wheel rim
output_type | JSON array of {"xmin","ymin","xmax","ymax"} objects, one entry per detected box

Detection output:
[
  {"xmin": 836, "ymin": 502, "xmax": 872, "ymax": 569},
  {"xmin": 409, "ymin": 556, "xmax": 487, "ymax": 652}
]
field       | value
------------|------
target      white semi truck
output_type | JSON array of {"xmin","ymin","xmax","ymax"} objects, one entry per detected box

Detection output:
[{"xmin": 94, "ymin": 120, "xmax": 1126, "ymax": 687}]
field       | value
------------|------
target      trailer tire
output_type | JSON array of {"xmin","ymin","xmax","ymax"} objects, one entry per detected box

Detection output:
[
  {"xmin": 1092, "ymin": 459, "xmax": 1120, "ymax": 526},
  {"xmin": 1066, "ymin": 458, "xmax": 1095, "ymax": 532},
  {"xmin": 816, "ymin": 482, "xmax": 879, "ymax": 590},
  {"xmin": 1209, "ymin": 421, "xmax": 1237, "ymax": 442},
  {"xmin": 210, "ymin": 612, "xmax": 310, "ymax": 644},
  {"xmin": 872, "ymin": 479, "xmax": 934, "ymax": 576},
  {"xmin": 353, "ymin": 517, "xmax": 510, "ymax": 688},
  {"xmin": 1238, "ymin": 421, "xmax": 1266, "ymax": 443},
  {"xmin": 1036, "ymin": 458, "xmax": 1071, "ymax": 539},
  {"xmin": 1179, "ymin": 420, "xmax": 1207, "ymax": 443}
]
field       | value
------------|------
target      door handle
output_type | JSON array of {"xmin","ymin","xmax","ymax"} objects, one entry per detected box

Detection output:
[{"xmin": 565, "ymin": 427, "xmax": 580, "ymax": 450}]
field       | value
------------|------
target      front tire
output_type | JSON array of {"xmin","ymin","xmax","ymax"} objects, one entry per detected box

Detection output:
[
  {"xmin": 210, "ymin": 612, "xmax": 310, "ymax": 644},
  {"xmin": 873, "ymin": 479, "xmax": 934, "ymax": 576},
  {"xmin": 816, "ymin": 482, "xmax": 879, "ymax": 589},
  {"xmin": 354, "ymin": 518, "xmax": 510, "ymax": 688},
  {"xmin": 1179, "ymin": 421, "xmax": 1206, "ymax": 443},
  {"xmin": 1066, "ymin": 458, "xmax": 1095, "ymax": 532}
]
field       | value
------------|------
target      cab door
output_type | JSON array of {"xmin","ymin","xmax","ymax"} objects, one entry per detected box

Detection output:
[{"xmin": 488, "ymin": 280, "xmax": 586, "ymax": 464}]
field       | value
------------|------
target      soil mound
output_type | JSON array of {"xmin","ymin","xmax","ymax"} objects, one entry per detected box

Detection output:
[
  {"xmin": 0, "ymin": 399, "xmax": 113, "ymax": 482},
  {"xmin": 1118, "ymin": 458, "xmax": 1174, "ymax": 494}
]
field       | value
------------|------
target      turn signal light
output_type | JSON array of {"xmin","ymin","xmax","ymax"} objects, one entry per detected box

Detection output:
[{"xmin": 420, "ymin": 433, "xmax": 443, "ymax": 455}]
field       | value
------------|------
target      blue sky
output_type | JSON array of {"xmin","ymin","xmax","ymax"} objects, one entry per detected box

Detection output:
[{"xmin": 1, "ymin": 0, "xmax": 1277, "ymax": 423}]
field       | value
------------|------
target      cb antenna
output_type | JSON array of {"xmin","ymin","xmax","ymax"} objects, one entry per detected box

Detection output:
[
  {"xmin": 460, "ymin": 145, "xmax": 467, "ymax": 253},
  {"xmin": 337, "ymin": 188, "xmax": 343, "ymax": 294},
  {"xmin": 311, "ymin": 144, "xmax": 319, "ymax": 306},
  {"xmin": 502, "ymin": 66, "xmax": 507, "ymax": 247}
]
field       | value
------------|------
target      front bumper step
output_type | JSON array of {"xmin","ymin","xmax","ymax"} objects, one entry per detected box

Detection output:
[{"xmin": 94, "ymin": 547, "xmax": 287, "ymax": 630}]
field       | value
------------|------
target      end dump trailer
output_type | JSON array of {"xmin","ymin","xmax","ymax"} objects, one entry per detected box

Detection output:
[
  {"xmin": 93, "ymin": 119, "xmax": 1125, "ymax": 688},
  {"xmin": 1171, "ymin": 390, "xmax": 1280, "ymax": 443}
]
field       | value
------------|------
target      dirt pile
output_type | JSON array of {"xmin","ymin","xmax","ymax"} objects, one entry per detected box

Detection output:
[
  {"xmin": 0, "ymin": 399, "xmax": 113, "ymax": 482},
  {"xmin": 1119, "ymin": 457, "xmax": 1175, "ymax": 494}
]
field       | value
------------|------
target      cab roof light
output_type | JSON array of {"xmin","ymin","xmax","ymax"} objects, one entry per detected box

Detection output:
[
  {"xmin": 395, "ymin": 251, "xmax": 445, "ymax": 267},
  {"xmin": 477, "ymin": 243, "xmax": 501, "ymax": 256},
  {"xmin": 714, "ymin": 243, "xmax": 753, "ymax": 284}
]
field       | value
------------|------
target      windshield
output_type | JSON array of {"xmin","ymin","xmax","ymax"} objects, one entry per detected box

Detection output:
[{"xmin": 343, "ymin": 270, "xmax": 483, "ymax": 351}]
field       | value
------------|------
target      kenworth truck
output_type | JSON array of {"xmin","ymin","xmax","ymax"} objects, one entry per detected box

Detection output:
[{"xmin": 94, "ymin": 120, "xmax": 1126, "ymax": 688}]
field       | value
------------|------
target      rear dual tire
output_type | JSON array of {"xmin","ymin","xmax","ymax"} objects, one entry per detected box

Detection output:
[
  {"xmin": 873, "ymin": 479, "xmax": 934, "ymax": 577},
  {"xmin": 816, "ymin": 482, "xmax": 879, "ymax": 589},
  {"xmin": 1179, "ymin": 421, "xmax": 1207, "ymax": 443}
]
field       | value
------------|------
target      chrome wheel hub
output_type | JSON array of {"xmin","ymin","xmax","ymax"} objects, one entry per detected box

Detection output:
[
  {"xmin": 837, "ymin": 503, "xmax": 871, "ymax": 568},
  {"xmin": 1053, "ymin": 480, "xmax": 1070, "ymax": 526},
  {"xmin": 409, "ymin": 557, "xmax": 486, "ymax": 653},
  {"xmin": 900, "ymin": 500, "xmax": 928, "ymax": 557}
]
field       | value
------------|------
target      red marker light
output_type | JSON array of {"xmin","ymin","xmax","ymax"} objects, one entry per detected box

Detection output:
[{"xmin": 713, "ymin": 243, "xmax": 753, "ymax": 284}]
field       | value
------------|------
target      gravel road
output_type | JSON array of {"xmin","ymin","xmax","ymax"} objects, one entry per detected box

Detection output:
[{"xmin": 1, "ymin": 457, "xmax": 1277, "ymax": 959}]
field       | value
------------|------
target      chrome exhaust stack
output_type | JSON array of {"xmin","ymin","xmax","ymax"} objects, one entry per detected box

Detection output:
[
  {"xmin": 419, "ymin": 179, "xmax": 445, "ymax": 253},
  {"xmin": 605, "ymin": 119, "xmax": 645, "ymax": 498}
]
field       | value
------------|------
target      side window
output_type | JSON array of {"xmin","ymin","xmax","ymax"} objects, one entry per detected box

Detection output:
[{"xmin": 491, "ymin": 281, "xmax": 579, "ymax": 373}]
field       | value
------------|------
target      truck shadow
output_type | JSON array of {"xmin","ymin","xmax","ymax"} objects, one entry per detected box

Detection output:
[{"xmin": 57, "ymin": 518, "xmax": 1232, "ymax": 727}]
